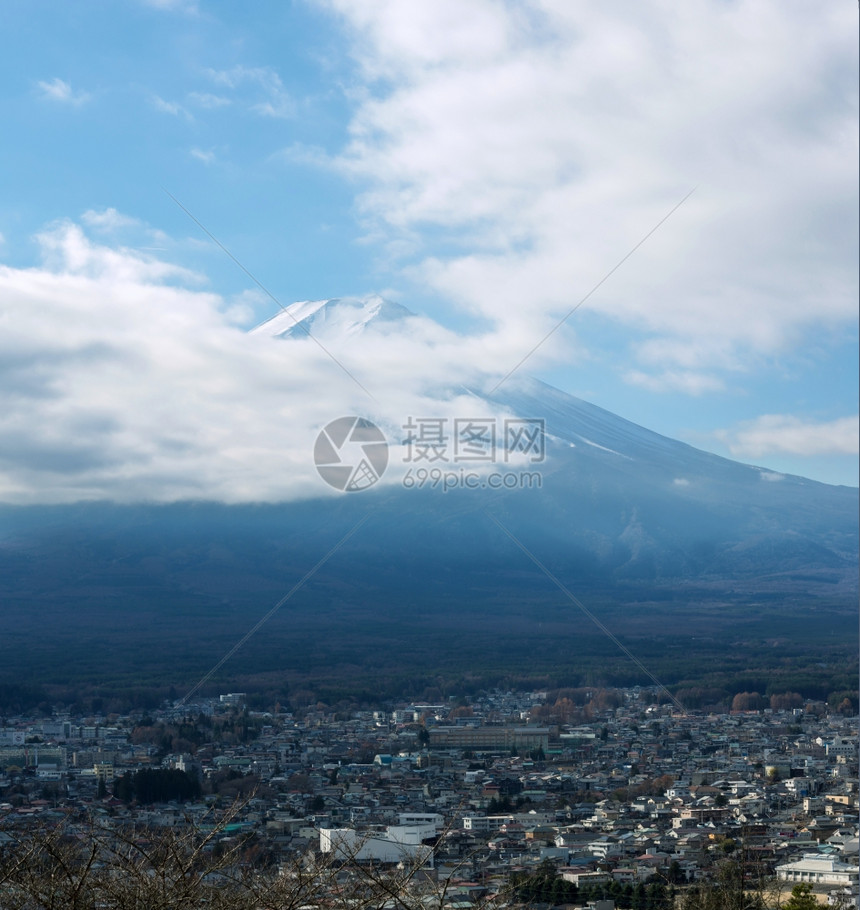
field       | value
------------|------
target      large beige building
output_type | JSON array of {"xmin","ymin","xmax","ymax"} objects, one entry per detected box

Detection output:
[{"xmin": 428, "ymin": 726, "xmax": 549, "ymax": 752}]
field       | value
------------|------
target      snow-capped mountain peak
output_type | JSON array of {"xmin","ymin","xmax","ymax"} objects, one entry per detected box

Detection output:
[{"xmin": 250, "ymin": 295, "xmax": 415, "ymax": 341}]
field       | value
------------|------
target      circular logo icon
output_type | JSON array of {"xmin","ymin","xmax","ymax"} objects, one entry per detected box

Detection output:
[{"xmin": 314, "ymin": 416, "xmax": 389, "ymax": 492}]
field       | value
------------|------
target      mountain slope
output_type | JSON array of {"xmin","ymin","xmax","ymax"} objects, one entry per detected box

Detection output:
[
  {"xmin": 0, "ymin": 296, "xmax": 855, "ymax": 706},
  {"xmin": 487, "ymin": 376, "xmax": 857, "ymax": 580}
]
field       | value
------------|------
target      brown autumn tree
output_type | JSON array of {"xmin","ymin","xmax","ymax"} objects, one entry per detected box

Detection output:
[{"xmin": 731, "ymin": 691, "xmax": 766, "ymax": 712}]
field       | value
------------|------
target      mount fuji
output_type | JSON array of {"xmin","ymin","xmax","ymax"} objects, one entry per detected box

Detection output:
[
  {"xmin": 249, "ymin": 296, "xmax": 857, "ymax": 590},
  {"xmin": 0, "ymin": 296, "xmax": 855, "ymax": 706}
]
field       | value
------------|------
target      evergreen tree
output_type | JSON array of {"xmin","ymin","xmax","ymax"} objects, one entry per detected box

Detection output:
[{"xmin": 784, "ymin": 884, "xmax": 818, "ymax": 910}]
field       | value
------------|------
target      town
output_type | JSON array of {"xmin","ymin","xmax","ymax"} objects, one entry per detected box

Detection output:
[{"xmin": 1, "ymin": 687, "xmax": 857, "ymax": 908}]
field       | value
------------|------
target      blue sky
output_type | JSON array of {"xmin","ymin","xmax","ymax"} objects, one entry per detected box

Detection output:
[{"xmin": 0, "ymin": 0, "xmax": 857, "ymax": 502}]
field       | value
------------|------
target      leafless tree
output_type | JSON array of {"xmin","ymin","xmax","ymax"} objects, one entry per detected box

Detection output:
[{"xmin": 0, "ymin": 801, "xmax": 514, "ymax": 910}]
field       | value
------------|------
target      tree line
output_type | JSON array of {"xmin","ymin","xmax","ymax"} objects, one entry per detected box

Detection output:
[{"xmin": 112, "ymin": 768, "xmax": 201, "ymax": 804}]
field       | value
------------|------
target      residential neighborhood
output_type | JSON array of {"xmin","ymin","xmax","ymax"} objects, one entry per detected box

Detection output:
[{"xmin": 1, "ymin": 687, "xmax": 857, "ymax": 907}]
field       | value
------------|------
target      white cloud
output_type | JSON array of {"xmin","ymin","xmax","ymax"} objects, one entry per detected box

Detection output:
[
  {"xmin": 716, "ymin": 414, "xmax": 860, "ymax": 458},
  {"xmin": 34, "ymin": 220, "xmax": 202, "ymax": 286},
  {"xmin": 190, "ymin": 147, "xmax": 216, "ymax": 164},
  {"xmin": 631, "ymin": 336, "xmax": 745, "ymax": 375},
  {"xmin": 80, "ymin": 209, "xmax": 173, "ymax": 254},
  {"xmin": 81, "ymin": 208, "xmax": 143, "ymax": 232},
  {"xmin": 151, "ymin": 95, "xmax": 192, "ymax": 119},
  {"xmin": 0, "ymin": 217, "xmax": 525, "ymax": 504},
  {"xmin": 204, "ymin": 66, "xmax": 242, "ymax": 89},
  {"xmin": 320, "ymin": 0, "xmax": 858, "ymax": 388},
  {"xmin": 204, "ymin": 65, "xmax": 295, "ymax": 118},
  {"xmin": 252, "ymin": 96, "xmax": 294, "ymax": 119},
  {"xmin": 274, "ymin": 142, "xmax": 332, "ymax": 168},
  {"xmin": 187, "ymin": 91, "xmax": 231, "ymax": 109},
  {"xmin": 2, "ymin": 215, "xmax": 851, "ymax": 504},
  {"xmin": 37, "ymin": 77, "xmax": 90, "ymax": 106},
  {"xmin": 139, "ymin": 0, "xmax": 198, "ymax": 12},
  {"xmin": 759, "ymin": 471, "xmax": 785, "ymax": 482},
  {"xmin": 624, "ymin": 369, "xmax": 725, "ymax": 396}
]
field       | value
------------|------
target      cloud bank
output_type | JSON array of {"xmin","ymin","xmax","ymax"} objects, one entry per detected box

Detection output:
[
  {"xmin": 717, "ymin": 415, "xmax": 860, "ymax": 459},
  {"xmin": 0, "ymin": 218, "xmax": 518, "ymax": 504},
  {"xmin": 2, "ymin": 3, "xmax": 856, "ymax": 501},
  {"xmin": 323, "ymin": 0, "xmax": 858, "ymax": 390}
]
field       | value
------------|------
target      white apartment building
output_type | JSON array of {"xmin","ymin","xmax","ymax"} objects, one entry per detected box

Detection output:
[{"xmin": 776, "ymin": 854, "xmax": 859, "ymax": 887}]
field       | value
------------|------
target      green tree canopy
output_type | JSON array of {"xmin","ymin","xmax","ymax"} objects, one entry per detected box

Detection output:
[{"xmin": 784, "ymin": 883, "xmax": 818, "ymax": 910}]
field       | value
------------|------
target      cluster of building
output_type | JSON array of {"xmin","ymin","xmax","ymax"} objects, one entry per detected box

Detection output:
[{"xmin": 0, "ymin": 687, "xmax": 857, "ymax": 907}]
